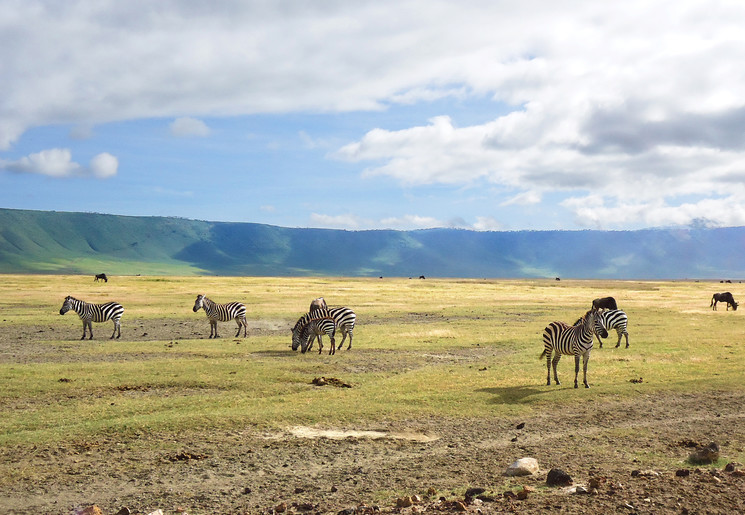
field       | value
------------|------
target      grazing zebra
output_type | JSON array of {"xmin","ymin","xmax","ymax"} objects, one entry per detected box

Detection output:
[
  {"xmin": 291, "ymin": 309, "xmax": 337, "ymax": 355},
  {"xmin": 540, "ymin": 309, "xmax": 607, "ymax": 389},
  {"xmin": 305, "ymin": 306, "xmax": 356, "ymax": 352},
  {"xmin": 59, "ymin": 295, "xmax": 124, "ymax": 340},
  {"xmin": 594, "ymin": 309, "xmax": 629, "ymax": 349},
  {"xmin": 192, "ymin": 294, "xmax": 248, "ymax": 339}
]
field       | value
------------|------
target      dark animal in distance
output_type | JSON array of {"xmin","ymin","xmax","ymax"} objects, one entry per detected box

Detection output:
[
  {"xmin": 94, "ymin": 273, "xmax": 108, "ymax": 282},
  {"xmin": 710, "ymin": 292, "xmax": 738, "ymax": 311},
  {"xmin": 59, "ymin": 295, "xmax": 123, "ymax": 340},
  {"xmin": 592, "ymin": 296, "xmax": 618, "ymax": 310}
]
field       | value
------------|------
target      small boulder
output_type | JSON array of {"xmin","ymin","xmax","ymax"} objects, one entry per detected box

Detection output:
[
  {"xmin": 689, "ymin": 442, "xmax": 720, "ymax": 464},
  {"xmin": 546, "ymin": 468, "xmax": 573, "ymax": 486},
  {"xmin": 505, "ymin": 457, "xmax": 540, "ymax": 476}
]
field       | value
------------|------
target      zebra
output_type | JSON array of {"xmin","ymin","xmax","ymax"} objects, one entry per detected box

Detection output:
[
  {"xmin": 291, "ymin": 309, "xmax": 337, "ymax": 355},
  {"xmin": 306, "ymin": 305, "xmax": 356, "ymax": 352},
  {"xmin": 540, "ymin": 308, "xmax": 607, "ymax": 388},
  {"xmin": 594, "ymin": 309, "xmax": 629, "ymax": 349},
  {"xmin": 192, "ymin": 294, "xmax": 248, "ymax": 339},
  {"xmin": 59, "ymin": 295, "xmax": 124, "ymax": 340}
]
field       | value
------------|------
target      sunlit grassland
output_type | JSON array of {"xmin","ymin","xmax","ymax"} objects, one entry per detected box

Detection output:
[{"xmin": 0, "ymin": 274, "xmax": 742, "ymax": 446}]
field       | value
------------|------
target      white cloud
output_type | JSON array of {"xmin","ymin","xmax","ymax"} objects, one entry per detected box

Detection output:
[
  {"xmin": 379, "ymin": 214, "xmax": 443, "ymax": 229},
  {"xmin": 0, "ymin": 149, "xmax": 118, "ymax": 179},
  {"xmin": 4, "ymin": 2, "xmax": 745, "ymax": 228},
  {"xmin": 169, "ymin": 117, "xmax": 211, "ymax": 137},
  {"xmin": 310, "ymin": 213, "xmax": 363, "ymax": 229}
]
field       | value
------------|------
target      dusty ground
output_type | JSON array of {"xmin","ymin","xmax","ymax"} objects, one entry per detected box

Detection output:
[{"xmin": 1, "ymin": 318, "xmax": 744, "ymax": 514}]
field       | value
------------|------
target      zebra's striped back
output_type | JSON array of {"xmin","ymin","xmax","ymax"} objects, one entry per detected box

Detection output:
[
  {"xmin": 60, "ymin": 296, "xmax": 124, "ymax": 323},
  {"xmin": 596, "ymin": 309, "xmax": 629, "ymax": 348},
  {"xmin": 59, "ymin": 295, "xmax": 124, "ymax": 339},
  {"xmin": 292, "ymin": 309, "xmax": 336, "ymax": 353},
  {"xmin": 541, "ymin": 309, "xmax": 605, "ymax": 388},
  {"xmin": 193, "ymin": 295, "xmax": 246, "ymax": 322}
]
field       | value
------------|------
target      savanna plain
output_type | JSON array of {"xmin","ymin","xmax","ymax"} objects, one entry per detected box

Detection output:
[{"xmin": 1, "ymin": 275, "xmax": 744, "ymax": 514}]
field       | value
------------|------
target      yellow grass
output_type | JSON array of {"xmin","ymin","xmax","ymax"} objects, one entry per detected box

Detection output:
[{"xmin": 0, "ymin": 275, "xmax": 742, "ymax": 446}]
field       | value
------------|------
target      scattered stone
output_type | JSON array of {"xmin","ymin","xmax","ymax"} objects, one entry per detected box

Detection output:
[
  {"xmin": 396, "ymin": 496, "xmax": 414, "ymax": 508},
  {"xmin": 588, "ymin": 477, "xmax": 603, "ymax": 489},
  {"xmin": 114, "ymin": 509, "xmax": 131, "ymax": 515},
  {"xmin": 546, "ymin": 468, "xmax": 573, "ymax": 486},
  {"xmin": 505, "ymin": 457, "xmax": 540, "ymax": 476},
  {"xmin": 427, "ymin": 487, "xmax": 437, "ymax": 496},
  {"xmin": 516, "ymin": 422, "xmax": 525, "ymax": 429},
  {"xmin": 632, "ymin": 469, "xmax": 660, "ymax": 478},
  {"xmin": 725, "ymin": 462, "xmax": 742, "ymax": 472},
  {"xmin": 295, "ymin": 487, "xmax": 305, "ymax": 493},
  {"xmin": 516, "ymin": 485, "xmax": 534, "ymax": 500},
  {"xmin": 274, "ymin": 502, "xmax": 287, "ymax": 513},
  {"xmin": 465, "ymin": 487, "xmax": 485, "ymax": 498},
  {"xmin": 689, "ymin": 442, "xmax": 720, "ymax": 464},
  {"xmin": 146, "ymin": 511, "xmax": 163, "ymax": 515},
  {"xmin": 732, "ymin": 470, "xmax": 745, "ymax": 477},
  {"xmin": 76, "ymin": 507, "xmax": 103, "ymax": 515},
  {"xmin": 503, "ymin": 490, "xmax": 516, "ymax": 499},
  {"xmin": 630, "ymin": 377, "xmax": 643, "ymax": 383},
  {"xmin": 676, "ymin": 469, "xmax": 691, "ymax": 477},
  {"xmin": 574, "ymin": 486, "xmax": 589, "ymax": 494}
]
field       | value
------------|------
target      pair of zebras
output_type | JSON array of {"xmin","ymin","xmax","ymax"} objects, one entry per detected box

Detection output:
[
  {"xmin": 291, "ymin": 297, "xmax": 356, "ymax": 355},
  {"xmin": 59, "ymin": 294, "xmax": 251, "ymax": 340},
  {"xmin": 540, "ymin": 306, "xmax": 629, "ymax": 389}
]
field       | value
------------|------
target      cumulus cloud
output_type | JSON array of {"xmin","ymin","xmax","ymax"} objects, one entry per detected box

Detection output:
[
  {"xmin": 0, "ymin": 149, "xmax": 118, "ymax": 178},
  {"xmin": 4, "ymin": 2, "xmax": 745, "ymax": 228},
  {"xmin": 169, "ymin": 117, "xmax": 211, "ymax": 137}
]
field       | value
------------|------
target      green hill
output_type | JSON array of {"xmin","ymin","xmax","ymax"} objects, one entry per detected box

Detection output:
[{"xmin": 1, "ymin": 208, "xmax": 744, "ymax": 278}]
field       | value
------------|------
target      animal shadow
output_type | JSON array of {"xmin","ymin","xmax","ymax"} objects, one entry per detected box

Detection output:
[{"xmin": 477, "ymin": 385, "xmax": 549, "ymax": 404}]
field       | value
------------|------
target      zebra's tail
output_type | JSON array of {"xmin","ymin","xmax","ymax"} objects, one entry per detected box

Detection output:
[{"xmin": 539, "ymin": 349, "xmax": 547, "ymax": 360}]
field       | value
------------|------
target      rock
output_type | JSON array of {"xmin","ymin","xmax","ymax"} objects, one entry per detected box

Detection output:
[
  {"xmin": 505, "ymin": 457, "xmax": 540, "ymax": 476},
  {"xmin": 676, "ymin": 469, "xmax": 691, "ymax": 477},
  {"xmin": 725, "ymin": 462, "xmax": 742, "ymax": 472},
  {"xmin": 274, "ymin": 502, "xmax": 287, "ymax": 513},
  {"xmin": 114, "ymin": 509, "xmax": 131, "ymax": 515},
  {"xmin": 396, "ymin": 496, "xmax": 413, "ymax": 508},
  {"xmin": 77, "ymin": 508, "xmax": 103, "ymax": 515},
  {"xmin": 465, "ymin": 487, "xmax": 485, "ymax": 498},
  {"xmin": 632, "ymin": 469, "xmax": 660, "ymax": 478},
  {"xmin": 689, "ymin": 442, "xmax": 720, "ymax": 464},
  {"xmin": 574, "ymin": 486, "xmax": 589, "ymax": 494},
  {"xmin": 516, "ymin": 422, "xmax": 525, "ymax": 429},
  {"xmin": 516, "ymin": 486, "xmax": 534, "ymax": 500},
  {"xmin": 546, "ymin": 468, "xmax": 573, "ymax": 486}
]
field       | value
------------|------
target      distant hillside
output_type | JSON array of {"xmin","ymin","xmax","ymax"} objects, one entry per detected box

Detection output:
[{"xmin": 1, "ymin": 208, "xmax": 744, "ymax": 279}]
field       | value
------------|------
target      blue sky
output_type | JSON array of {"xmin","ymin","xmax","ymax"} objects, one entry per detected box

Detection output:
[{"xmin": 2, "ymin": 1, "xmax": 745, "ymax": 231}]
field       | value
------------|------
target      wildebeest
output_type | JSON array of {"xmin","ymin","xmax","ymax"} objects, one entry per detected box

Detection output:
[
  {"xmin": 309, "ymin": 297, "xmax": 327, "ymax": 312},
  {"xmin": 710, "ymin": 292, "xmax": 738, "ymax": 311},
  {"xmin": 94, "ymin": 273, "xmax": 108, "ymax": 283},
  {"xmin": 592, "ymin": 296, "xmax": 618, "ymax": 311}
]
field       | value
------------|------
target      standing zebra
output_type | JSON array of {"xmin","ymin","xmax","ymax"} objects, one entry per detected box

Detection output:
[
  {"xmin": 540, "ymin": 309, "xmax": 607, "ymax": 388},
  {"xmin": 291, "ymin": 309, "xmax": 337, "ymax": 355},
  {"xmin": 306, "ymin": 305, "xmax": 356, "ymax": 353},
  {"xmin": 192, "ymin": 294, "xmax": 248, "ymax": 338},
  {"xmin": 594, "ymin": 309, "xmax": 629, "ymax": 349},
  {"xmin": 59, "ymin": 295, "xmax": 124, "ymax": 340}
]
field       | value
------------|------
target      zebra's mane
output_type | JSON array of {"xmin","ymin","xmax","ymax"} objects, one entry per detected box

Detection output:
[
  {"xmin": 292, "ymin": 309, "xmax": 333, "ymax": 332},
  {"xmin": 572, "ymin": 309, "xmax": 595, "ymax": 326}
]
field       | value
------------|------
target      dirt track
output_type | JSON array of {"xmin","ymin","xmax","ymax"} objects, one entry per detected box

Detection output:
[{"xmin": 2, "ymin": 319, "xmax": 745, "ymax": 514}]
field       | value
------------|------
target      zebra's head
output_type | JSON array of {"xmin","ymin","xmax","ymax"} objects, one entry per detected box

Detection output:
[
  {"xmin": 291, "ymin": 319, "xmax": 310, "ymax": 352},
  {"xmin": 59, "ymin": 295, "xmax": 75, "ymax": 315},
  {"xmin": 590, "ymin": 309, "xmax": 609, "ymax": 338},
  {"xmin": 193, "ymin": 295, "xmax": 205, "ymax": 313}
]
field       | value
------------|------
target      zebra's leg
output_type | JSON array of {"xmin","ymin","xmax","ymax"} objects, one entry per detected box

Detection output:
[
  {"xmin": 574, "ymin": 354, "xmax": 581, "ymax": 388},
  {"xmin": 110, "ymin": 320, "xmax": 117, "ymax": 339},
  {"xmin": 234, "ymin": 318, "xmax": 243, "ymax": 338},
  {"xmin": 581, "ymin": 351, "xmax": 591, "ymax": 388},
  {"xmin": 615, "ymin": 329, "xmax": 623, "ymax": 348},
  {"xmin": 596, "ymin": 334, "xmax": 603, "ymax": 348},
  {"xmin": 545, "ymin": 354, "xmax": 552, "ymax": 385},
  {"xmin": 551, "ymin": 354, "xmax": 561, "ymax": 385},
  {"xmin": 336, "ymin": 331, "xmax": 347, "ymax": 351},
  {"xmin": 81, "ymin": 321, "xmax": 88, "ymax": 340},
  {"xmin": 346, "ymin": 331, "xmax": 353, "ymax": 350},
  {"xmin": 87, "ymin": 320, "xmax": 94, "ymax": 340},
  {"xmin": 329, "ymin": 336, "xmax": 336, "ymax": 355},
  {"xmin": 210, "ymin": 320, "xmax": 218, "ymax": 338},
  {"xmin": 624, "ymin": 331, "xmax": 629, "ymax": 349}
]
